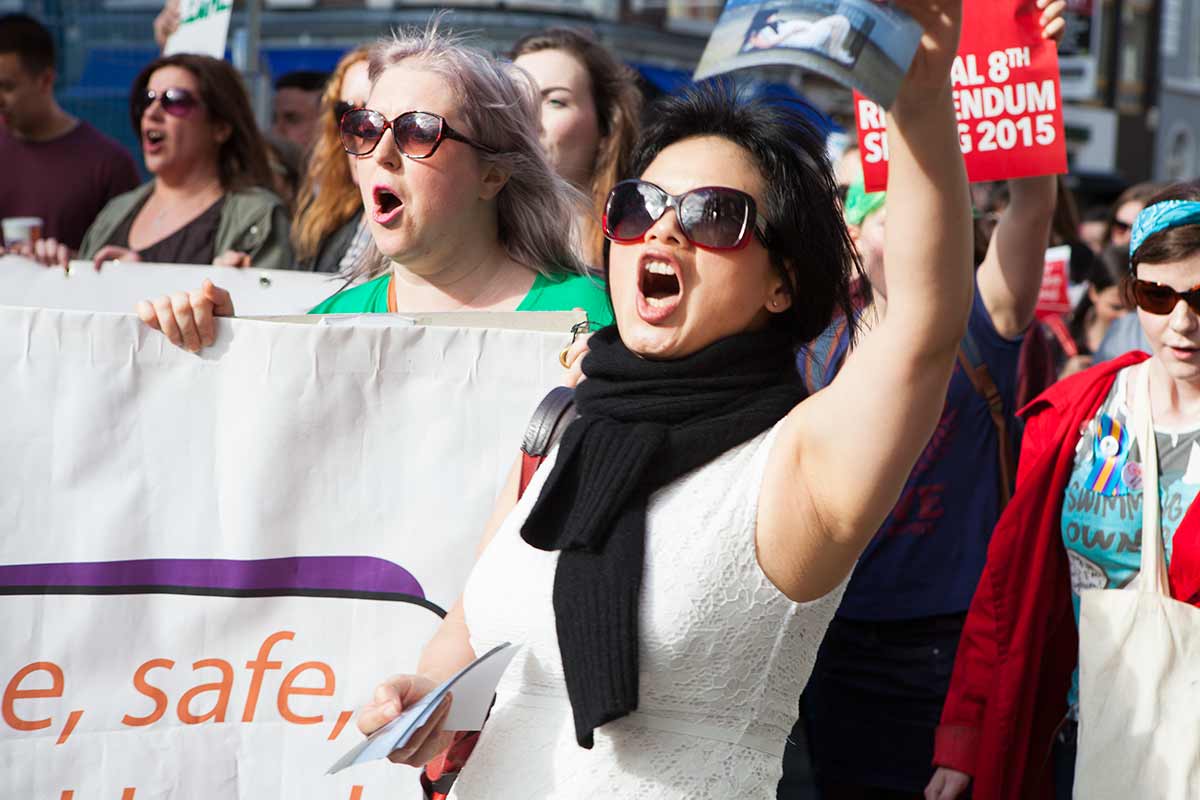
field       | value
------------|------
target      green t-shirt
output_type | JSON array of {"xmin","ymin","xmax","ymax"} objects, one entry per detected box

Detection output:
[{"xmin": 307, "ymin": 270, "xmax": 614, "ymax": 328}]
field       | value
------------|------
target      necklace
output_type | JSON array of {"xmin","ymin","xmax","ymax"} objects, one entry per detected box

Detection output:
[{"xmin": 146, "ymin": 179, "xmax": 223, "ymax": 229}]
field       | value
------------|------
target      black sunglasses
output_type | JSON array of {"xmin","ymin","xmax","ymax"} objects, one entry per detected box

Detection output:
[
  {"xmin": 340, "ymin": 108, "xmax": 497, "ymax": 159},
  {"xmin": 134, "ymin": 87, "xmax": 200, "ymax": 119},
  {"xmin": 1128, "ymin": 278, "xmax": 1200, "ymax": 315},
  {"xmin": 602, "ymin": 179, "xmax": 770, "ymax": 251}
]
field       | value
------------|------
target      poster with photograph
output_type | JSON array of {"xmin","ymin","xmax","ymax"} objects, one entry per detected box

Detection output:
[{"xmin": 694, "ymin": 0, "xmax": 923, "ymax": 109}]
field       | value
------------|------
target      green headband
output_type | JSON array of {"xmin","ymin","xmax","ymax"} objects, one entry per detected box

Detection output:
[{"xmin": 845, "ymin": 180, "xmax": 886, "ymax": 227}]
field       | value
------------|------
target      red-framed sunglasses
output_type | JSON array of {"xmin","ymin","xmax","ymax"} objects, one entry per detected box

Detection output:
[
  {"xmin": 133, "ymin": 87, "xmax": 200, "ymax": 119},
  {"xmin": 602, "ymin": 179, "xmax": 771, "ymax": 251},
  {"xmin": 340, "ymin": 108, "xmax": 497, "ymax": 159},
  {"xmin": 1128, "ymin": 278, "xmax": 1200, "ymax": 315}
]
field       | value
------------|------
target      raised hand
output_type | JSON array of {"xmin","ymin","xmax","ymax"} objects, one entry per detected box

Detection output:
[
  {"xmin": 91, "ymin": 245, "xmax": 141, "ymax": 271},
  {"xmin": 136, "ymin": 279, "xmax": 236, "ymax": 352},
  {"xmin": 213, "ymin": 250, "xmax": 252, "ymax": 268},
  {"xmin": 356, "ymin": 674, "xmax": 454, "ymax": 767},
  {"xmin": 25, "ymin": 236, "xmax": 73, "ymax": 269},
  {"xmin": 890, "ymin": 0, "xmax": 965, "ymax": 104},
  {"xmin": 1038, "ymin": 0, "xmax": 1067, "ymax": 42}
]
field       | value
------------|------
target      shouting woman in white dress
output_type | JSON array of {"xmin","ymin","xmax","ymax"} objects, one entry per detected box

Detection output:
[{"xmin": 357, "ymin": 3, "xmax": 971, "ymax": 796}]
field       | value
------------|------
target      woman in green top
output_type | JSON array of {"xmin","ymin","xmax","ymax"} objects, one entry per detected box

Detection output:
[{"xmin": 137, "ymin": 27, "xmax": 613, "ymax": 350}]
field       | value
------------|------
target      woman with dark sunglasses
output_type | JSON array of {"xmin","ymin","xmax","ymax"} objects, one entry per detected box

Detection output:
[
  {"xmin": 930, "ymin": 181, "xmax": 1200, "ymax": 800},
  {"xmin": 353, "ymin": 3, "xmax": 975, "ymax": 797},
  {"xmin": 137, "ymin": 30, "xmax": 613, "ymax": 352},
  {"xmin": 28, "ymin": 54, "xmax": 292, "ymax": 271}
]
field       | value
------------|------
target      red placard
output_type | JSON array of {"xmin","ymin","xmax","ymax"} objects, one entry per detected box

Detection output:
[
  {"xmin": 1036, "ymin": 244, "xmax": 1074, "ymax": 319},
  {"xmin": 854, "ymin": 0, "xmax": 1068, "ymax": 192}
]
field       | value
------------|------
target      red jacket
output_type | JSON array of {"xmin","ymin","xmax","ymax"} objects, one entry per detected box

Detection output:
[{"xmin": 933, "ymin": 351, "xmax": 1200, "ymax": 800}]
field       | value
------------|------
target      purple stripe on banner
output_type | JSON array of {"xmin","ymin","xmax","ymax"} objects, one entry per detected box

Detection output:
[{"xmin": 0, "ymin": 556, "xmax": 424, "ymax": 598}]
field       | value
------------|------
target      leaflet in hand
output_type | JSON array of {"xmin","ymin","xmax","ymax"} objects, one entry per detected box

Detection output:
[
  {"xmin": 326, "ymin": 642, "xmax": 520, "ymax": 775},
  {"xmin": 693, "ymin": 0, "xmax": 923, "ymax": 109}
]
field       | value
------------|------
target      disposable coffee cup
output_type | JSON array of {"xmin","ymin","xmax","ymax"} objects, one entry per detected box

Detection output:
[{"xmin": 2, "ymin": 217, "xmax": 43, "ymax": 247}]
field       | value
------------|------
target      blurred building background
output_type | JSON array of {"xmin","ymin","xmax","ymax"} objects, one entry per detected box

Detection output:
[{"xmin": 1, "ymin": 0, "xmax": 1195, "ymax": 203}]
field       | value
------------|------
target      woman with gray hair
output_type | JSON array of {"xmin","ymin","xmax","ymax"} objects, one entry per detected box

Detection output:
[{"xmin": 136, "ymin": 26, "xmax": 614, "ymax": 349}]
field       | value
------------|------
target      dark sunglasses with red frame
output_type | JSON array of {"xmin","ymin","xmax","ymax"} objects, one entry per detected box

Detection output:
[
  {"xmin": 340, "ymin": 108, "xmax": 497, "ymax": 159},
  {"xmin": 603, "ymin": 179, "xmax": 771, "ymax": 252},
  {"xmin": 1128, "ymin": 278, "xmax": 1200, "ymax": 315},
  {"xmin": 133, "ymin": 87, "xmax": 200, "ymax": 120}
]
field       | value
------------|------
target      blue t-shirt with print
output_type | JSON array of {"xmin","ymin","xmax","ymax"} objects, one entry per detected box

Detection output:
[
  {"xmin": 827, "ymin": 289, "xmax": 1024, "ymax": 621},
  {"xmin": 1061, "ymin": 366, "xmax": 1200, "ymax": 712}
]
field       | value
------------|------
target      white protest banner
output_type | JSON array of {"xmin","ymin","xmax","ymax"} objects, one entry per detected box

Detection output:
[
  {"xmin": 163, "ymin": 0, "xmax": 234, "ymax": 59},
  {"xmin": 0, "ymin": 305, "xmax": 573, "ymax": 799},
  {"xmin": 855, "ymin": 0, "xmax": 1068, "ymax": 191},
  {"xmin": 0, "ymin": 255, "xmax": 338, "ymax": 316}
]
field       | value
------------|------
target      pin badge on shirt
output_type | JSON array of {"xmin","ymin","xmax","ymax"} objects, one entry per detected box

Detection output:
[
  {"xmin": 1086, "ymin": 414, "xmax": 1130, "ymax": 496},
  {"xmin": 1121, "ymin": 462, "xmax": 1144, "ymax": 492}
]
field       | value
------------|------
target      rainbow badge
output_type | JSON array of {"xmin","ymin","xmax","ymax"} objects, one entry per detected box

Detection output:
[{"xmin": 1085, "ymin": 414, "xmax": 1130, "ymax": 496}]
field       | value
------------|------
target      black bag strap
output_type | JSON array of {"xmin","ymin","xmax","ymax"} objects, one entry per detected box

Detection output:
[{"xmin": 520, "ymin": 386, "xmax": 577, "ymax": 459}]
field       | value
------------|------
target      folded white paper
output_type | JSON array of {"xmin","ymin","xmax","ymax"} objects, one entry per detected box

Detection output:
[{"xmin": 327, "ymin": 642, "xmax": 519, "ymax": 775}]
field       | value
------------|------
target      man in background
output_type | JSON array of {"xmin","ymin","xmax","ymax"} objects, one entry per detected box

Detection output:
[
  {"xmin": 271, "ymin": 70, "xmax": 327, "ymax": 152},
  {"xmin": 0, "ymin": 13, "xmax": 140, "ymax": 250}
]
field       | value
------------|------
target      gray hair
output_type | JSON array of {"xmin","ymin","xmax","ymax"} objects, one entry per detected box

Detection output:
[{"xmin": 357, "ymin": 22, "xmax": 591, "ymax": 281}]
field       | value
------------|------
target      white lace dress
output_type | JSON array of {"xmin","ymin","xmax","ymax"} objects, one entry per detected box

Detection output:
[{"xmin": 449, "ymin": 423, "xmax": 848, "ymax": 799}]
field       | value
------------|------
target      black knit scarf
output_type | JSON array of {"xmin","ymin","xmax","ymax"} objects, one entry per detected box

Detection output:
[{"xmin": 519, "ymin": 325, "xmax": 806, "ymax": 747}]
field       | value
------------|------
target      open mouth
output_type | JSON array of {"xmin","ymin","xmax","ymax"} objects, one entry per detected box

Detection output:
[
  {"xmin": 635, "ymin": 255, "xmax": 684, "ymax": 324},
  {"xmin": 640, "ymin": 261, "xmax": 681, "ymax": 308},
  {"xmin": 373, "ymin": 186, "xmax": 404, "ymax": 223},
  {"xmin": 144, "ymin": 130, "xmax": 166, "ymax": 149}
]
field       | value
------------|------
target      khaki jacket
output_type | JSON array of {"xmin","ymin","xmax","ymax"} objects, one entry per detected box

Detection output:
[{"xmin": 78, "ymin": 182, "xmax": 295, "ymax": 269}]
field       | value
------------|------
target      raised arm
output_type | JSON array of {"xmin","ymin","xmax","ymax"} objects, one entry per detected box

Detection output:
[
  {"xmin": 974, "ymin": 0, "xmax": 1066, "ymax": 338},
  {"xmin": 974, "ymin": 178, "xmax": 1057, "ymax": 341},
  {"xmin": 757, "ymin": 0, "xmax": 973, "ymax": 602}
]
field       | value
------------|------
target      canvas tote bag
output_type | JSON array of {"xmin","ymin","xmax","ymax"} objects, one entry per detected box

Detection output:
[{"xmin": 1074, "ymin": 362, "xmax": 1200, "ymax": 798}]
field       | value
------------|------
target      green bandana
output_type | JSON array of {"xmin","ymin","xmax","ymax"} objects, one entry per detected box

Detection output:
[{"xmin": 845, "ymin": 179, "xmax": 886, "ymax": 226}]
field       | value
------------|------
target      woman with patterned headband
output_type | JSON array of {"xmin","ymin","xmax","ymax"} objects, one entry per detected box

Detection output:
[{"xmin": 928, "ymin": 182, "xmax": 1200, "ymax": 800}]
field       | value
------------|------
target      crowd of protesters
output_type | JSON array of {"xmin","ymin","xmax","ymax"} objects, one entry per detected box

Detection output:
[{"xmin": 3, "ymin": 0, "xmax": 1200, "ymax": 798}]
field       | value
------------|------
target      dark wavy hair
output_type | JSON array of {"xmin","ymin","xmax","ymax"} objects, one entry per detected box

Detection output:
[
  {"xmin": 610, "ymin": 83, "xmax": 862, "ymax": 349},
  {"xmin": 129, "ymin": 54, "xmax": 276, "ymax": 193}
]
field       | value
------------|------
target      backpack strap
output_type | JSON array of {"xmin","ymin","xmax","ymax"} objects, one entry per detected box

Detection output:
[
  {"xmin": 957, "ymin": 331, "xmax": 1016, "ymax": 508},
  {"xmin": 518, "ymin": 386, "xmax": 577, "ymax": 498}
]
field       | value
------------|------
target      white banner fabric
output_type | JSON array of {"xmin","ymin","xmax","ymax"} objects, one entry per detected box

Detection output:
[
  {"xmin": 0, "ymin": 306, "xmax": 572, "ymax": 799},
  {"xmin": 0, "ymin": 256, "xmax": 339, "ymax": 316}
]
